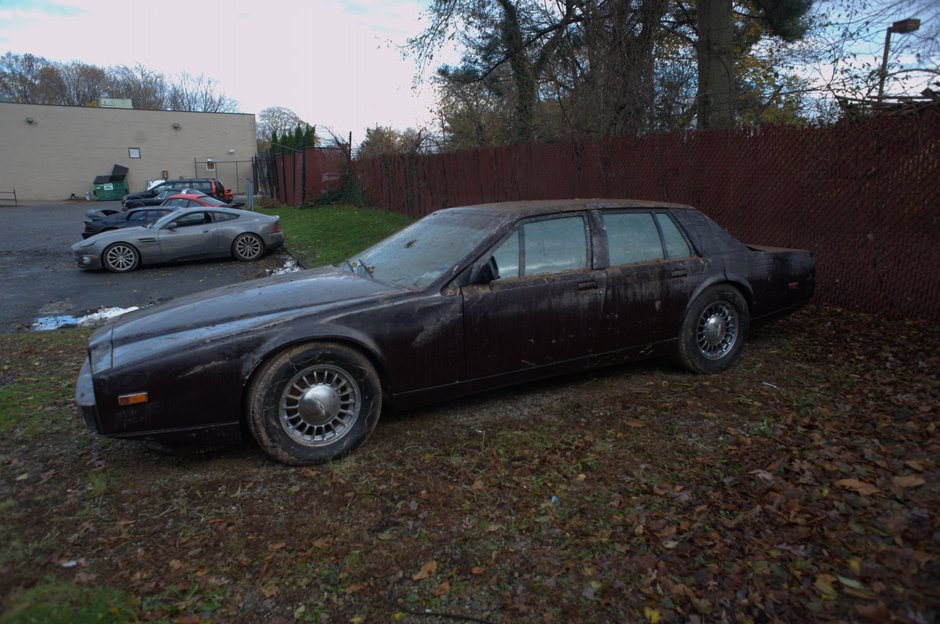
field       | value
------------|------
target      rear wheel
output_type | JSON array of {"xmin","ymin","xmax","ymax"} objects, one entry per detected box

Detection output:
[
  {"xmin": 247, "ymin": 342, "xmax": 382, "ymax": 465},
  {"xmin": 102, "ymin": 242, "xmax": 140, "ymax": 273},
  {"xmin": 232, "ymin": 233, "xmax": 264, "ymax": 261},
  {"xmin": 677, "ymin": 285, "xmax": 749, "ymax": 374}
]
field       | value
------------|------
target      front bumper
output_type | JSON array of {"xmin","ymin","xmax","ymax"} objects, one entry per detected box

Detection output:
[
  {"xmin": 75, "ymin": 357, "xmax": 99, "ymax": 431},
  {"xmin": 73, "ymin": 250, "xmax": 102, "ymax": 269}
]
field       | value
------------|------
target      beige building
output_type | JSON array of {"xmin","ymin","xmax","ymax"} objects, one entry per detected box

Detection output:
[{"xmin": 0, "ymin": 102, "xmax": 257, "ymax": 201}]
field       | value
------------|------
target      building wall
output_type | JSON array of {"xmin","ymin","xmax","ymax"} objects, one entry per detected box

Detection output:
[{"xmin": 0, "ymin": 103, "xmax": 256, "ymax": 201}]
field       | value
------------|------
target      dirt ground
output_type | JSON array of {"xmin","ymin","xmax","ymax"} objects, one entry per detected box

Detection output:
[{"xmin": 0, "ymin": 306, "xmax": 937, "ymax": 623}]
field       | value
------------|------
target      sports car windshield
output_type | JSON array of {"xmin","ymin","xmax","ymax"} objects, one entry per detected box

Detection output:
[{"xmin": 348, "ymin": 211, "xmax": 497, "ymax": 289}]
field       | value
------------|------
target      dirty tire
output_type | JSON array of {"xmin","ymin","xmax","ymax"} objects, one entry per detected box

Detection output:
[
  {"xmin": 247, "ymin": 342, "xmax": 382, "ymax": 465},
  {"xmin": 677, "ymin": 285, "xmax": 749, "ymax": 374},
  {"xmin": 232, "ymin": 233, "xmax": 264, "ymax": 261},
  {"xmin": 102, "ymin": 242, "xmax": 140, "ymax": 273}
]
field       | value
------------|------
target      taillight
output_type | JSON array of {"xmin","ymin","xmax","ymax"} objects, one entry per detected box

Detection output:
[{"xmin": 271, "ymin": 223, "xmax": 281, "ymax": 233}]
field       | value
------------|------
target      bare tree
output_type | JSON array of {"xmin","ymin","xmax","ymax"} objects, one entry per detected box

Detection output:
[
  {"xmin": 168, "ymin": 72, "xmax": 239, "ymax": 113},
  {"xmin": 256, "ymin": 106, "xmax": 307, "ymax": 142}
]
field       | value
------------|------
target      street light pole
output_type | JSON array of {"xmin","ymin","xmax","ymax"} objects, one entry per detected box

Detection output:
[{"xmin": 877, "ymin": 18, "xmax": 921, "ymax": 103}]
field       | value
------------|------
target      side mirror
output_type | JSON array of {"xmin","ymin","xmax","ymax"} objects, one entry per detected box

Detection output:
[
  {"xmin": 165, "ymin": 222, "xmax": 178, "ymax": 230},
  {"xmin": 470, "ymin": 256, "xmax": 499, "ymax": 284}
]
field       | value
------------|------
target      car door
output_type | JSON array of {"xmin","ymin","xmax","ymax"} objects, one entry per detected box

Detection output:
[
  {"xmin": 461, "ymin": 213, "xmax": 606, "ymax": 380},
  {"xmin": 598, "ymin": 210, "xmax": 706, "ymax": 350},
  {"xmin": 155, "ymin": 210, "xmax": 222, "ymax": 261}
]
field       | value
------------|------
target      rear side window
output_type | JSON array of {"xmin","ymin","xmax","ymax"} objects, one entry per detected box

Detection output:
[
  {"xmin": 603, "ymin": 212, "xmax": 663, "ymax": 265},
  {"xmin": 656, "ymin": 213, "xmax": 692, "ymax": 259}
]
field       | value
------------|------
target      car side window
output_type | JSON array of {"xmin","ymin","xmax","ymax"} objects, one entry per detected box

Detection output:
[
  {"xmin": 603, "ymin": 212, "xmax": 664, "ymax": 266},
  {"xmin": 213, "ymin": 212, "xmax": 238, "ymax": 222},
  {"xmin": 524, "ymin": 216, "xmax": 588, "ymax": 276},
  {"xmin": 172, "ymin": 212, "xmax": 209, "ymax": 228},
  {"xmin": 128, "ymin": 211, "xmax": 147, "ymax": 222},
  {"xmin": 490, "ymin": 230, "xmax": 520, "ymax": 280},
  {"xmin": 486, "ymin": 215, "xmax": 589, "ymax": 281},
  {"xmin": 655, "ymin": 213, "xmax": 692, "ymax": 259}
]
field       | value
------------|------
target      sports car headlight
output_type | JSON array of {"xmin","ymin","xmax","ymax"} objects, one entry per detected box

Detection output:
[
  {"xmin": 89, "ymin": 341, "xmax": 113, "ymax": 373},
  {"xmin": 76, "ymin": 239, "xmax": 96, "ymax": 249}
]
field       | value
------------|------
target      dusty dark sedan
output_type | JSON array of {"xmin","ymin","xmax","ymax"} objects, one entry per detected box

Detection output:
[{"xmin": 76, "ymin": 200, "xmax": 815, "ymax": 465}]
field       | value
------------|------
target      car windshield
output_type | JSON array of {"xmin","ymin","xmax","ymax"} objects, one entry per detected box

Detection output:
[{"xmin": 347, "ymin": 211, "xmax": 497, "ymax": 290}]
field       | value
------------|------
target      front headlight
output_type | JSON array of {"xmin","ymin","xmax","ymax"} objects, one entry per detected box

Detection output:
[{"xmin": 75, "ymin": 239, "xmax": 96, "ymax": 249}]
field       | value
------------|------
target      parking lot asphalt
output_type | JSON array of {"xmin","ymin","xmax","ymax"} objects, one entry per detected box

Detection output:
[{"xmin": 0, "ymin": 201, "xmax": 288, "ymax": 333}]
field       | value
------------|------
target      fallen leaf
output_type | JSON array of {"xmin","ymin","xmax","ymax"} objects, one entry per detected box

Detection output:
[
  {"xmin": 260, "ymin": 584, "xmax": 278, "ymax": 597},
  {"xmin": 835, "ymin": 479, "xmax": 880, "ymax": 496},
  {"xmin": 412, "ymin": 560, "xmax": 437, "ymax": 581},
  {"xmin": 471, "ymin": 480, "xmax": 484, "ymax": 491},
  {"xmin": 904, "ymin": 460, "xmax": 925, "ymax": 472},
  {"xmin": 471, "ymin": 566, "xmax": 485, "ymax": 575},
  {"xmin": 624, "ymin": 420, "xmax": 645, "ymax": 428},
  {"xmin": 644, "ymin": 606, "xmax": 661, "ymax": 623},
  {"xmin": 892, "ymin": 475, "xmax": 925, "ymax": 488},
  {"xmin": 815, "ymin": 574, "xmax": 837, "ymax": 600},
  {"xmin": 433, "ymin": 581, "xmax": 450, "ymax": 596}
]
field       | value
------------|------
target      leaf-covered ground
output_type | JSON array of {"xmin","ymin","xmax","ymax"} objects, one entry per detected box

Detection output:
[{"xmin": 0, "ymin": 307, "xmax": 937, "ymax": 623}]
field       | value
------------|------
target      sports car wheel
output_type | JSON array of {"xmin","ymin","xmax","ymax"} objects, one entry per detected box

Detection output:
[
  {"xmin": 102, "ymin": 242, "xmax": 140, "ymax": 273},
  {"xmin": 232, "ymin": 233, "xmax": 264, "ymax": 261},
  {"xmin": 247, "ymin": 342, "xmax": 382, "ymax": 465},
  {"xmin": 677, "ymin": 285, "xmax": 749, "ymax": 374}
]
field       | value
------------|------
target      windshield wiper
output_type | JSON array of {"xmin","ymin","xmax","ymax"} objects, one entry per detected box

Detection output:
[{"xmin": 358, "ymin": 258, "xmax": 375, "ymax": 279}]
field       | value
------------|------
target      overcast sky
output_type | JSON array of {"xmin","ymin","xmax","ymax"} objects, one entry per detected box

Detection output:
[{"xmin": 0, "ymin": 0, "xmax": 441, "ymax": 144}]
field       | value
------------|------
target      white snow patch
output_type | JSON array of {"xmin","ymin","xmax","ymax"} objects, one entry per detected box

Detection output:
[
  {"xmin": 267, "ymin": 257, "xmax": 303, "ymax": 276},
  {"xmin": 31, "ymin": 306, "xmax": 140, "ymax": 331}
]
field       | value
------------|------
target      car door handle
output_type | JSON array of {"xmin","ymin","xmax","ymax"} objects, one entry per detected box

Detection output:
[
  {"xmin": 577, "ymin": 280, "xmax": 598, "ymax": 291},
  {"xmin": 670, "ymin": 269, "xmax": 688, "ymax": 278}
]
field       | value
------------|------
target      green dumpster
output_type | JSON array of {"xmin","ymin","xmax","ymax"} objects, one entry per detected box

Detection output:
[{"xmin": 92, "ymin": 164, "xmax": 129, "ymax": 201}]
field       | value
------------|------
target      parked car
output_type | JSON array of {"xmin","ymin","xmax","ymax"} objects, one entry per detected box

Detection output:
[
  {"xmin": 121, "ymin": 189, "xmax": 204, "ymax": 210},
  {"xmin": 82, "ymin": 206, "xmax": 179, "ymax": 239},
  {"xmin": 75, "ymin": 199, "xmax": 815, "ymax": 465},
  {"xmin": 122, "ymin": 178, "xmax": 230, "ymax": 207},
  {"xmin": 72, "ymin": 206, "xmax": 283, "ymax": 272}
]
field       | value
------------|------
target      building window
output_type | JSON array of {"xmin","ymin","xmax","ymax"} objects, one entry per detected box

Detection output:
[{"xmin": 128, "ymin": 147, "xmax": 141, "ymax": 159}]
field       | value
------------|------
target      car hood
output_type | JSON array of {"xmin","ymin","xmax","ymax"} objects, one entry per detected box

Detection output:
[
  {"xmin": 107, "ymin": 266, "xmax": 400, "ymax": 347},
  {"xmin": 72, "ymin": 225, "xmax": 155, "ymax": 249}
]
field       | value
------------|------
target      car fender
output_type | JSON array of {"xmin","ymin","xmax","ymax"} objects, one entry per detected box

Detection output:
[{"xmin": 237, "ymin": 319, "xmax": 392, "ymax": 397}]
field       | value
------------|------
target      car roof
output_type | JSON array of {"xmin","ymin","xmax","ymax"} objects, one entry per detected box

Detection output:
[
  {"xmin": 441, "ymin": 199, "xmax": 695, "ymax": 219},
  {"xmin": 167, "ymin": 193, "xmax": 213, "ymax": 200}
]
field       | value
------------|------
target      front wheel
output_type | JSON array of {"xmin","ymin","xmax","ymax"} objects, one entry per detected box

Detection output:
[
  {"xmin": 102, "ymin": 242, "xmax": 140, "ymax": 273},
  {"xmin": 232, "ymin": 233, "xmax": 264, "ymax": 261},
  {"xmin": 677, "ymin": 285, "xmax": 749, "ymax": 374},
  {"xmin": 247, "ymin": 342, "xmax": 382, "ymax": 465}
]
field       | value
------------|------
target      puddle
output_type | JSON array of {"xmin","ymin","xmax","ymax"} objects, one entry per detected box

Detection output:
[{"xmin": 31, "ymin": 306, "xmax": 140, "ymax": 331}]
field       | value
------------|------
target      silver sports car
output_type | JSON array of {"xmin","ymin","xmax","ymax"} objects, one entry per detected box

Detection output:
[{"xmin": 72, "ymin": 206, "xmax": 284, "ymax": 272}]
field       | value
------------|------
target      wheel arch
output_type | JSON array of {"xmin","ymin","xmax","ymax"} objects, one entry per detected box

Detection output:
[
  {"xmin": 238, "ymin": 334, "xmax": 391, "ymax": 434},
  {"xmin": 680, "ymin": 276, "xmax": 752, "ymax": 328}
]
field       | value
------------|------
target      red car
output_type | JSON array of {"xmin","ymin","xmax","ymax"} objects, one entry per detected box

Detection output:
[{"xmin": 160, "ymin": 193, "xmax": 234, "ymax": 209}]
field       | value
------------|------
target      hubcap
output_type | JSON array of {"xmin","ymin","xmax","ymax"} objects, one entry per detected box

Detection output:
[
  {"xmin": 236, "ymin": 235, "xmax": 261, "ymax": 258},
  {"xmin": 279, "ymin": 364, "xmax": 360, "ymax": 447},
  {"xmin": 696, "ymin": 302, "xmax": 737, "ymax": 360},
  {"xmin": 106, "ymin": 245, "xmax": 136, "ymax": 270}
]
